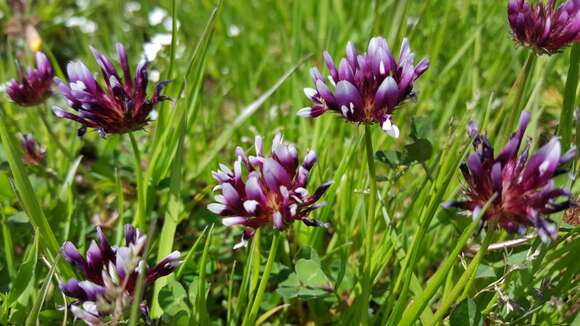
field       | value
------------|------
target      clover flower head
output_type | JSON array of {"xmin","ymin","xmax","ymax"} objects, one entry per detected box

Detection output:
[{"xmin": 208, "ymin": 134, "xmax": 332, "ymax": 249}]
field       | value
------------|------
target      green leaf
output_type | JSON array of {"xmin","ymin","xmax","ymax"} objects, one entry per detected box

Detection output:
[
  {"xmin": 375, "ymin": 150, "xmax": 401, "ymax": 168},
  {"xmin": 449, "ymin": 299, "xmax": 483, "ymax": 326},
  {"xmin": 159, "ymin": 280, "xmax": 190, "ymax": 323},
  {"xmin": 475, "ymin": 264, "xmax": 496, "ymax": 279},
  {"xmin": 403, "ymin": 138, "xmax": 433, "ymax": 163},
  {"xmin": 276, "ymin": 258, "xmax": 333, "ymax": 300},
  {"xmin": 8, "ymin": 233, "xmax": 38, "ymax": 306},
  {"xmin": 411, "ymin": 116, "xmax": 434, "ymax": 140},
  {"xmin": 296, "ymin": 259, "xmax": 331, "ymax": 288},
  {"xmin": 0, "ymin": 172, "xmax": 14, "ymax": 200}
]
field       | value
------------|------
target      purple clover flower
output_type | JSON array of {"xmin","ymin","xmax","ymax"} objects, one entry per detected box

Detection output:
[
  {"xmin": 298, "ymin": 37, "xmax": 429, "ymax": 138},
  {"xmin": 52, "ymin": 43, "xmax": 169, "ymax": 137},
  {"xmin": 60, "ymin": 225, "xmax": 181, "ymax": 325},
  {"xmin": 208, "ymin": 134, "xmax": 332, "ymax": 249},
  {"xmin": 508, "ymin": 0, "xmax": 580, "ymax": 55},
  {"xmin": 6, "ymin": 52, "xmax": 54, "ymax": 107},
  {"xmin": 444, "ymin": 111, "xmax": 577, "ymax": 242},
  {"xmin": 21, "ymin": 134, "xmax": 45, "ymax": 166}
]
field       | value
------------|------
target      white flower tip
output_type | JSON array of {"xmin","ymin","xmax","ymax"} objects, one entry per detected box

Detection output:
[
  {"xmin": 243, "ymin": 200, "xmax": 259, "ymax": 214},
  {"xmin": 233, "ymin": 238, "xmax": 249, "ymax": 250},
  {"xmin": 207, "ymin": 203, "xmax": 226, "ymax": 214},
  {"xmin": 297, "ymin": 107, "xmax": 313, "ymax": 117},
  {"xmin": 382, "ymin": 119, "xmax": 400, "ymax": 138},
  {"xmin": 222, "ymin": 216, "xmax": 246, "ymax": 226},
  {"xmin": 303, "ymin": 87, "xmax": 317, "ymax": 99}
]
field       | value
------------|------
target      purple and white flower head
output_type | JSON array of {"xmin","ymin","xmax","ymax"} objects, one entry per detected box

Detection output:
[
  {"xmin": 52, "ymin": 43, "xmax": 169, "ymax": 137},
  {"xmin": 208, "ymin": 134, "xmax": 332, "ymax": 249},
  {"xmin": 21, "ymin": 133, "xmax": 45, "ymax": 166},
  {"xmin": 299, "ymin": 37, "xmax": 429, "ymax": 138},
  {"xmin": 60, "ymin": 225, "xmax": 181, "ymax": 325},
  {"xmin": 6, "ymin": 52, "xmax": 54, "ymax": 106},
  {"xmin": 508, "ymin": 0, "xmax": 580, "ymax": 55},
  {"xmin": 444, "ymin": 111, "xmax": 577, "ymax": 242}
]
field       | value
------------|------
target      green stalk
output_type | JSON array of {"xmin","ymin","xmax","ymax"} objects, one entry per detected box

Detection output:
[
  {"xmin": 128, "ymin": 222, "xmax": 157, "ymax": 326},
  {"xmin": 129, "ymin": 132, "xmax": 145, "ymax": 229},
  {"xmin": 399, "ymin": 194, "xmax": 496, "ymax": 326},
  {"xmin": 360, "ymin": 124, "xmax": 378, "ymax": 324},
  {"xmin": 243, "ymin": 233, "xmax": 281, "ymax": 326},
  {"xmin": 501, "ymin": 52, "xmax": 536, "ymax": 142},
  {"xmin": 40, "ymin": 103, "xmax": 72, "ymax": 159},
  {"xmin": 0, "ymin": 111, "xmax": 72, "ymax": 277},
  {"xmin": 150, "ymin": 124, "xmax": 185, "ymax": 317},
  {"xmin": 1, "ymin": 209, "xmax": 16, "ymax": 279},
  {"xmin": 429, "ymin": 229, "xmax": 494, "ymax": 325},
  {"xmin": 559, "ymin": 43, "xmax": 580, "ymax": 151}
]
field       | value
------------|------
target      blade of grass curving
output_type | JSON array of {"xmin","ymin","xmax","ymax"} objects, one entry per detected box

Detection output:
[
  {"xmin": 175, "ymin": 226, "xmax": 208, "ymax": 280},
  {"xmin": 152, "ymin": 0, "xmax": 179, "ymax": 139},
  {"xmin": 386, "ymin": 140, "xmax": 469, "ymax": 325},
  {"xmin": 114, "ymin": 168, "xmax": 126, "ymax": 245},
  {"xmin": 227, "ymin": 260, "xmax": 237, "ymax": 323},
  {"xmin": 497, "ymin": 52, "xmax": 536, "ymax": 143},
  {"xmin": 399, "ymin": 194, "xmax": 497, "ymax": 326},
  {"xmin": 194, "ymin": 54, "xmax": 312, "ymax": 177},
  {"xmin": 129, "ymin": 132, "xmax": 146, "ymax": 229},
  {"xmin": 388, "ymin": 0, "xmax": 408, "ymax": 45},
  {"xmin": 143, "ymin": 1, "xmax": 221, "ymax": 222},
  {"xmin": 195, "ymin": 224, "xmax": 214, "ymax": 324},
  {"xmin": 238, "ymin": 230, "xmax": 262, "ymax": 323},
  {"xmin": 559, "ymin": 44, "xmax": 580, "ymax": 151},
  {"xmin": 150, "ymin": 115, "xmax": 187, "ymax": 318},
  {"xmin": 26, "ymin": 256, "xmax": 59, "ymax": 326},
  {"xmin": 256, "ymin": 304, "xmax": 291, "ymax": 326},
  {"xmin": 147, "ymin": 0, "xmax": 222, "ymax": 162},
  {"xmin": 0, "ymin": 111, "xmax": 72, "ymax": 278},
  {"xmin": 430, "ymin": 229, "xmax": 495, "ymax": 325},
  {"xmin": 0, "ymin": 207, "xmax": 16, "ymax": 279},
  {"xmin": 150, "ymin": 2, "xmax": 219, "ymax": 315},
  {"xmin": 128, "ymin": 221, "xmax": 158, "ymax": 326},
  {"xmin": 59, "ymin": 156, "xmax": 82, "ymax": 242},
  {"xmin": 243, "ymin": 233, "xmax": 281, "ymax": 326}
]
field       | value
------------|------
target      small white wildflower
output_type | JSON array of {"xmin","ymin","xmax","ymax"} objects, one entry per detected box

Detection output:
[
  {"xmin": 228, "ymin": 25, "xmax": 241, "ymax": 37},
  {"xmin": 148, "ymin": 7, "xmax": 167, "ymax": 26}
]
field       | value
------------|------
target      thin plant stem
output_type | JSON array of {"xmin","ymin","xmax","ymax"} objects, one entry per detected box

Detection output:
[
  {"xmin": 129, "ymin": 132, "xmax": 145, "ymax": 229},
  {"xmin": 40, "ymin": 103, "xmax": 72, "ymax": 159},
  {"xmin": 0, "ymin": 111, "xmax": 72, "ymax": 277},
  {"xmin": 399, "ymin": 194, "xmax": 497, "ymax": 326},
  {"xmin": 559, "ymin": 43, "xmax": 580, "ymax": 151},
  {"xmin": 243, "ymin": 232, "xmax": 281, "ymax": 326},
  {"xmin": 0, "ymin": 207, "xmax": 16, "ymax": 279},
  {"xmin": 501, "ymin": 52, "xmax": 536, "ymax": 142},
  {"xmin": 430, "ymin": 229, "xmax": 494, "ymax": 325},
  {"xmin": 128, "ymin": 221, "xmax": 158, "ymax": 326},
  {"xmin": 360, "ymin": 124, "xmax": 378, "ymax": 324}
]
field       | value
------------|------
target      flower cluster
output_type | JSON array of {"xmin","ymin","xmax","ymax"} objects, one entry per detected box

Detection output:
[
  {"xmin": 21, "ymin": 134, "xmax": 45, "ymax": 165},
  {"xmin": 508, "ymin": 0, "xmax": 580, "ymax": 55},
  {"xmin": 444, "ymin": 111, "xmax": 577, "ymax": 241},
  {"xmin": 208, "ymin": 134, "xmax": 332, "ymax": 248},
  {"xmin": 6, "ymin": 52, "xmax": 53, "ymax": 107},
  {"xmin": 60, "ymin": 225, "xmax": 181, "ymax": 325},
  {"xmin": 52, "ymin": 43, "xmax": 169, "ymax": 137},
  {"xmin": 299, "ymin": 37, "xmax": 429, "ymax": 138}
]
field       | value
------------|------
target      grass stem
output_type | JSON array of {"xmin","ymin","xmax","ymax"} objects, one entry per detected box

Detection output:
[
  {"xmin": 360, "ymin": 124, "xmax": 378, "ymax": 324},
  {"xmin": 129, "ymin": 132, "xmax": 145, "ymax": 229}
]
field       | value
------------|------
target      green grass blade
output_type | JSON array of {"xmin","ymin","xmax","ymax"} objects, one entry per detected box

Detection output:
[
  {"xmin": 194, "ymin": 55, "xmax": 312, "ymax": 177},
  {"xmin": 0, "ymin": 111, "xmax": 72, "ymax": 278},
  {"xmin": 559, "ymin": 44, "xmax": 580, "ymax": 151}
]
